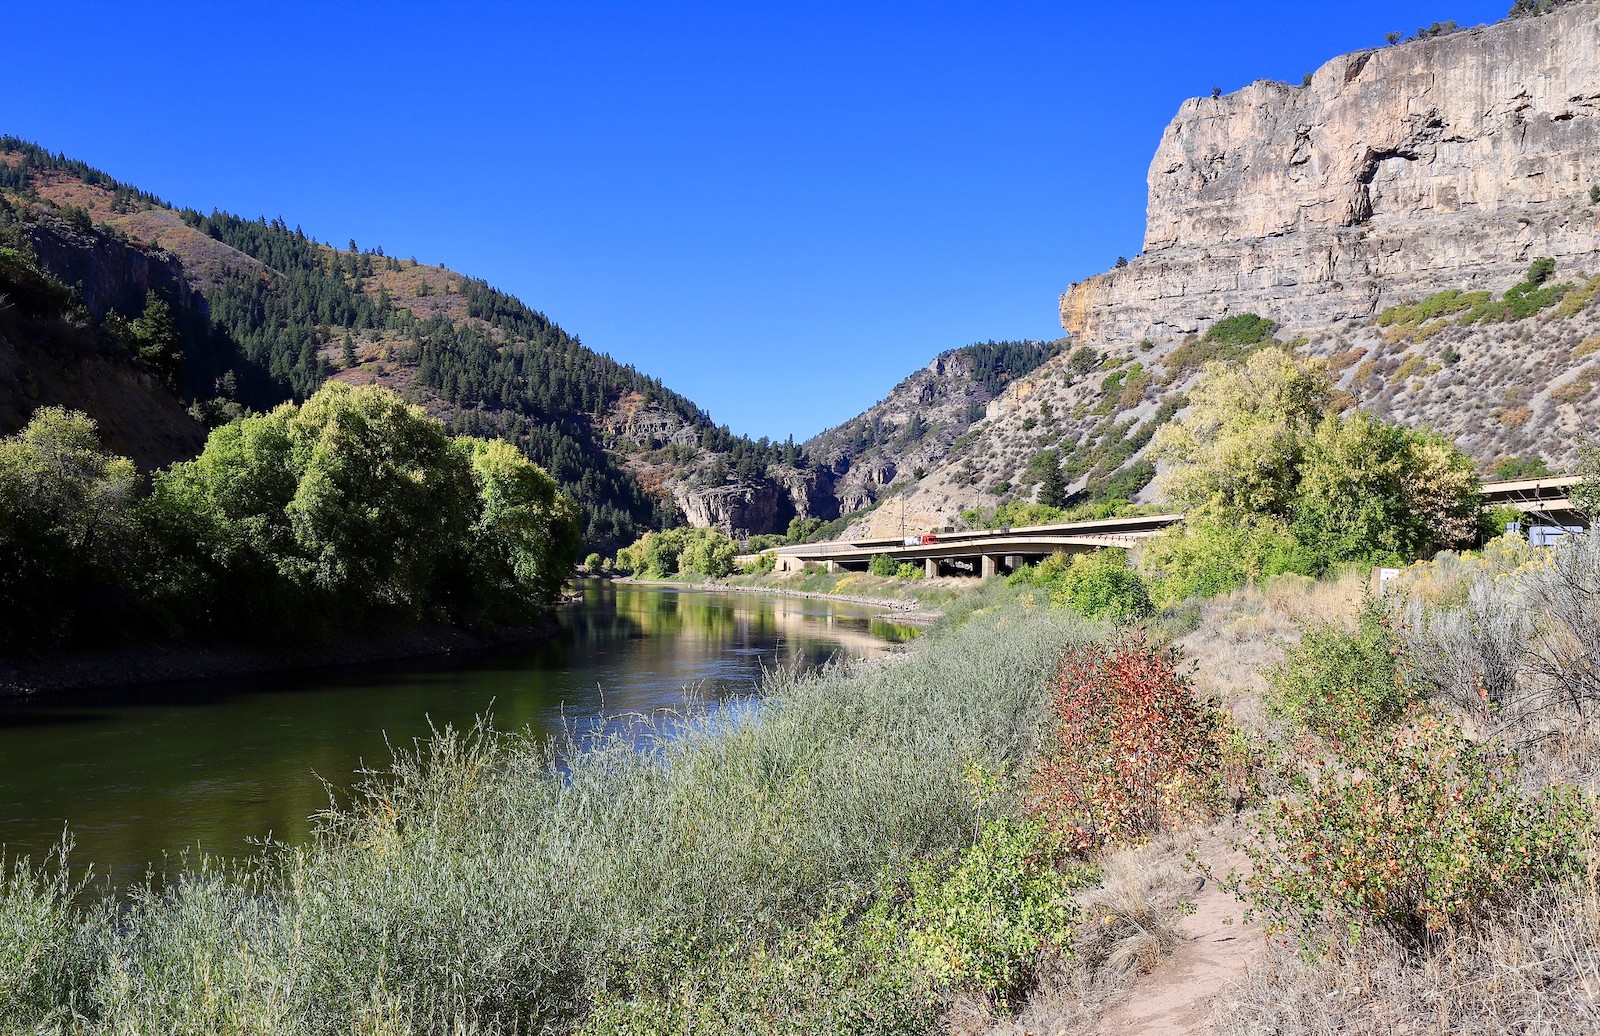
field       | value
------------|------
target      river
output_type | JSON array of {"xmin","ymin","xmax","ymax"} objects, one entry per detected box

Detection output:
[{"xmin": 0, "ymin": 582, "xmax": 920, "ymax": 887}]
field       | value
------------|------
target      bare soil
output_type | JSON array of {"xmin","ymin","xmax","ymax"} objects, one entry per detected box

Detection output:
[{"xmin": 1096, "ymin": 829, "xmax": 1263, "ymax": 1035}]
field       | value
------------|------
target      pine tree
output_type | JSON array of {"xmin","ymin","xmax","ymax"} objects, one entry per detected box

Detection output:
[{"xmin": 1038, "ymin": 454, "xmax": 1068, "ymax": 508}]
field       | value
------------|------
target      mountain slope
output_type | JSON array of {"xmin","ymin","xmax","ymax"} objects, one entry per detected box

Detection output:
[
  {"xmin": 1, "ymin": 137, "xmax": 830, "ymax": 550},
  {"xmin": 803, "ymin": 339, "xmax": 1063, "ymax": 514}
]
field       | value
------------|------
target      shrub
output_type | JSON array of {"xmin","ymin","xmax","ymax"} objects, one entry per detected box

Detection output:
[
  {"xmin": 1267, "ymin": 596, "xmax": 1411, "ymax": 738},
  {"xmin": 868, "ymin": 552, "xmax": 899, "ymax": 577},
  {"xmin": 583, "ymin": 814, "xmax": 1092, "ymax": 1035},
  {"xmin": 1138, "ymin": 519, "xmax": 1315, "ymax": 605},
  {"xmin": 1011, "ymin": 549, "xmax": 1153, "ymax": 622},
  {"xmin": 1204, "ymin": 312, "xmax": 1277, "ymax": 346},
  {"xmin": 1240, "ymin": 715, "xmax": 1590, "ymax": 947},
  {"xmin": 0, "ymin": 839, "xmax": 106, "ymax": 1030},
  {"xmin": 1031, "ymin": 636, "xmax": 1223, "ymax": 852}
]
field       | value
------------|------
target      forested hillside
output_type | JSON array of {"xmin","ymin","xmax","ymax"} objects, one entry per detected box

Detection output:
[{"xmin": 0, "ymin": 136, "xmax": 811, "ymax": 550}]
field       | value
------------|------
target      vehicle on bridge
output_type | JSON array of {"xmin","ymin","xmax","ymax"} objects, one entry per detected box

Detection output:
[{"xmin": 902, "ymin": 534, "xmax": 940, "ymax": 546}]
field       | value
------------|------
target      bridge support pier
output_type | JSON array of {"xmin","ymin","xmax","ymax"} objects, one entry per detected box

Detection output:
[
  {"xmin": 981, "ymin": 554, "xmax": 1000, "ymax": 579},
  {"xmin": 925, "ymin": 557, "xmax": 939, "ymax": 579}
]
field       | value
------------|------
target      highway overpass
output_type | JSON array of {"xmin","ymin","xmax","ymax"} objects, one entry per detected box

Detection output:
[
  {"xmin": 760, "ymin": 512, "xmax": 1184, "ymax": 578},
  {"xmin": 745, "ymin": 474, "xmax": 1591, "ymax": 579}
]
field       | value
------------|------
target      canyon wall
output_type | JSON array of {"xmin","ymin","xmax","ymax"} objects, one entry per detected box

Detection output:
[{"xmin": 1062, "ymin": 3, "xmax": 1600, "ymax": 344}]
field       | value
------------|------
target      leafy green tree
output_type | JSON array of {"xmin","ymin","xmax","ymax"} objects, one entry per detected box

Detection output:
[
  {"xmin": 1152, "ymin": 348, "xmax": 1330, "ymax": 520},
  {"xmin": 151, "ymin": 384, "xmax": 481, "ymax": 633},
  {"xmin": 614, "ymin": 527, "xmax": 739, "ymax": 578},
  {"xmin": 128, "ymin": 291, "xmax": 182, "ymax": 392},
  {"xmin": 1149, "ymin": 347, "xmax": 1479, "ymax": 590},
  {"xmin": 0, "ymin": 408, "xmax": 138, "ymax": 645},
  {"xmin": 458, "ymin": 437, "xmax": 583, "ymax": 620}
]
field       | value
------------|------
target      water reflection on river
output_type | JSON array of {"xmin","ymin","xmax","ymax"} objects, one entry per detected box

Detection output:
[{"xmin": 0, "ymin": 582, "xmax": 918, "ymax": 886}]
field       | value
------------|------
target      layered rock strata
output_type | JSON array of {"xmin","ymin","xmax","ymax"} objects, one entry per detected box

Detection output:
[{"xmin": 1062, "ymin": 4, "xmax": 1600, "ymax": 344}]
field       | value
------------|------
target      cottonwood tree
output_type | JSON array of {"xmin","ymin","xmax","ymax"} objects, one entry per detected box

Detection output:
[{"xmin": 1146, "ymin": 347, "xmax": 1480, "ymax": 586}]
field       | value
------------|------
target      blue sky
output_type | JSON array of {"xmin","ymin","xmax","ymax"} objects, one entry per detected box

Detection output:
[{"xmin": 8, "ymin": 1, "xmax": 1508, "ymax": 440}]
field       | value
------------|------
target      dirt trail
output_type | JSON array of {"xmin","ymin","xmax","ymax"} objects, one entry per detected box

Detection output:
[{"xmin": 1096, "ymin": 840, "xmax": 1262, "ymax": 1036}]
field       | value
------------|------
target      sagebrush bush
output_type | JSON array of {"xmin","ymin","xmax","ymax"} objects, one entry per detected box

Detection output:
[
  {"xmin": 1240, "ymin": 714, "xmax": 1590, "ymax": 948},
  {"xmin": 1400, "ymin": 532, "xmax": 1600, "ymax": 744}
]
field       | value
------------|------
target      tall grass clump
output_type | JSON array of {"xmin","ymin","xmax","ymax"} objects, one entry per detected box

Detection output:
[
  {"xmin": 0, "ymin": 582, "xmax": 1093, "ymax": 1035},
  {"xmin": 0, "ymin": 838, "xmax": 106, "ymax": 1031}
]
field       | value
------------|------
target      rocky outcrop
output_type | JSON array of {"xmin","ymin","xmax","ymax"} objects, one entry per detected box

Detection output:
[
  {"xmin": 805, "ymin": 340, "xmax": 1061, "ymax": 516},
  {"xmin": 674, "ymin": 481, "xmax": 785, "ymax": 534},
  {"xmin": 671, "ymin": 464, "xmax": 840, "ymax": 535},
  {"xmin": 768, "ymin": 465, "xmax": 838, "ymax": 522},
  {"xmin": 1062, "ymin": 4, "xmax": 1600, "ymax": 345},
  {"xmin": 26, "ymin": 213, "xmax": 199, "ymax": 321}
]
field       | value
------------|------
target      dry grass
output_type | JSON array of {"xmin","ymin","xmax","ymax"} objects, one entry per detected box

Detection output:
[
  {"xmin": 1212, "ymin": 878, "xmax": 1600, "ymax": 1035},
  {"xmin": 1172, "ymin": 570, "xmax": 1368, "ymax": 732}
]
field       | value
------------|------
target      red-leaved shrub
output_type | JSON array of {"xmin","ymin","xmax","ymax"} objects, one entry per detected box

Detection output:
[{"xmin": 1031, "ymin": 635, "xmax": 1223, "ymax": 853}]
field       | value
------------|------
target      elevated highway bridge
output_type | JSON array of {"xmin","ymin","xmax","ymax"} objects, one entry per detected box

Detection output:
[
  {"xmin": 761, "ymin": 512, "xmax": 1183, "ymax": 578},
  {"xmin": 746, "ymin": 475, "xmax": 1590, "ymax": 579}
]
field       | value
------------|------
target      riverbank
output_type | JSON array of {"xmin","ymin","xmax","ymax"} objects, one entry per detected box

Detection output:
[
  {"xmin": 2, "ymin": 580, "xmax": 1101, "ymax": 1034},
  {"xmin": 609, "ymin": 571, "xmax": 962, "ymax": 625},
  {"xmin": 0, "ymin": 614, "xmax": 560, "ymax": 699}
]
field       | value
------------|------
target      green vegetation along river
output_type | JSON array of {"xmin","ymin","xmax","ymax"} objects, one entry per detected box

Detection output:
[{"xmin": 0, "ymin": 582, "xmax": 919, "ymax": 887}]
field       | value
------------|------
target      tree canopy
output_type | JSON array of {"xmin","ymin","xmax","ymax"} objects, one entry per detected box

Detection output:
[
  {"xmin": 1144, "ymin": 347, "xmax": 1481, "ymax": 595},
  {"xmin": 0, "ymin": 386, "xmax": 584, "ymax": 648}
]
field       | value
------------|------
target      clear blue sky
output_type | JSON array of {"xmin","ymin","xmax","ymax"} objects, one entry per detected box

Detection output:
[{"xmin": 7, "ymin": 1, "xmax": 1508, "ymax": 441}]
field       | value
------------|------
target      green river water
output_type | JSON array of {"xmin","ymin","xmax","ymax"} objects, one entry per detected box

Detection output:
[{"xmin": 0, "ymin": 582, "xmax": 919, "ymax": 887}]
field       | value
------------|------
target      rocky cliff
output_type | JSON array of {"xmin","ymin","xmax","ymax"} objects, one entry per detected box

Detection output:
[
  {"xmin": 1062, "ymin": 3, "xmax": 1600, "ymax": 346},
  {"xmin": 0, "ymin": 209, "xmax": 205, "ymax": 469}
]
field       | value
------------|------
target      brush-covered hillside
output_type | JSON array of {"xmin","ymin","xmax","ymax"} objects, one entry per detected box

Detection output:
[
  {"xmin": 802, "ymin": 339, "xmax": 1063, "ymax": 514},
  {"xmin": 0, "ymin": 138, "xmax": 833, "ymax": 551}
]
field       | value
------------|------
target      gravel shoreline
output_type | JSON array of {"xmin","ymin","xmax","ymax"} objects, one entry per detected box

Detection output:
[
  {"xmin": 610, "ymin": 577, "xmax": 945, "ymax": 625},
  {"xmin": 0, "ymin": 615, "xmax": 560, "ymax": 699}
]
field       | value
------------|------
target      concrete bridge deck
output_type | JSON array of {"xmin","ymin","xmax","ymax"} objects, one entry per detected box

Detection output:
[{"xmin": 760, "ymin": 513, "xmax": 1185, "ymax": 577}]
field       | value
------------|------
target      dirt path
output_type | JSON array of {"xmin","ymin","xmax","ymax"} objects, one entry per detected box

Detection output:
[{"xmin": 1096, "ymin": 839, "xmax": 1262, "ymax": 1036}]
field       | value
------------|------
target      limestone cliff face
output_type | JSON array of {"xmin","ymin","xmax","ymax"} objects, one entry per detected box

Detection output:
[{"xmin": 1063, "ymin": 4, "xmax": 1600, "ymax": 345}]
